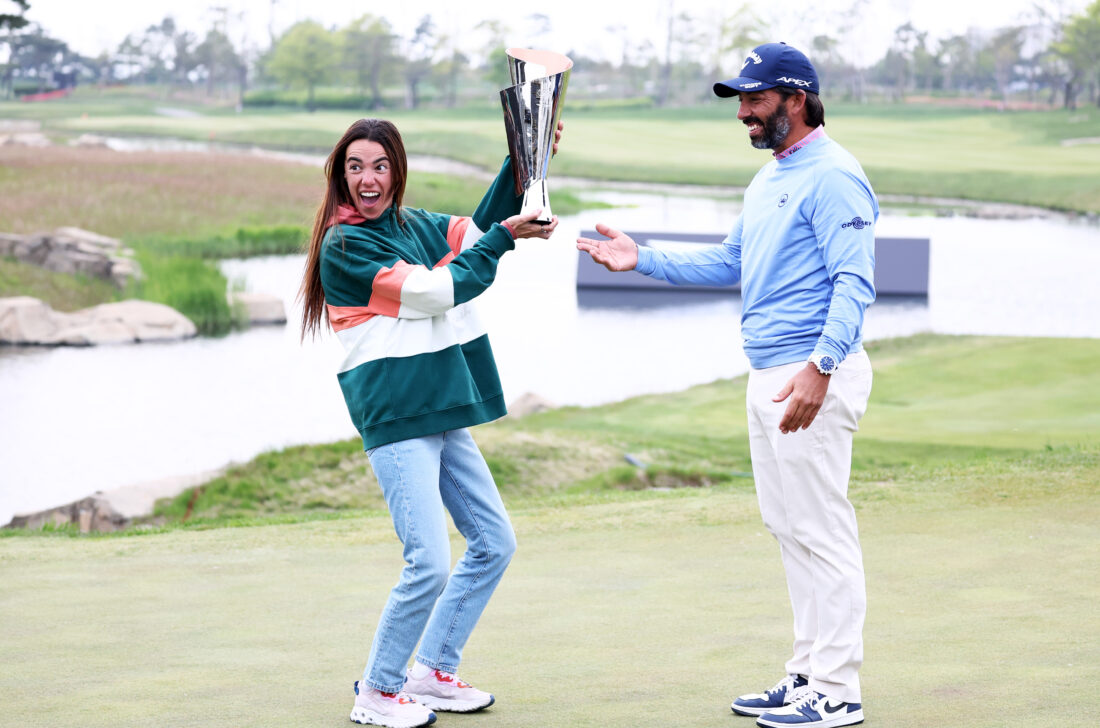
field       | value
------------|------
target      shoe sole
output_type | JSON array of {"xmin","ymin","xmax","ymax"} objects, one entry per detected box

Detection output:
[
  {"xmin": 408, "ymin": 694, "xmax": 495, "ymax": 713},
  {"xmin": 732, "ymin": 703, "xmax": 775, "ymax": 716},
  {"xmin": 755, "ymin": 708, "xmax": 864, "ymax": 728},
  {"xmin": 349, "ymin": 706, "xmax": 437, "ymax": 728}
]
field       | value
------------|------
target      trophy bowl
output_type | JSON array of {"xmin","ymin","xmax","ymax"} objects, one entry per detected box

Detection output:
[{"xmin": 500, "ymin": 48, "xmax": 572, "ymax": 225}]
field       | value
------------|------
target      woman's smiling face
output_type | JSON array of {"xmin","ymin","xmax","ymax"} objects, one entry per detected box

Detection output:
[{"xmin": 344, "ymin": 139, "xmax": 393, "ymax": 219}]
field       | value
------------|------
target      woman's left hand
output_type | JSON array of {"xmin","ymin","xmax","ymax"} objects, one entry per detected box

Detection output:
[
  {"xmin": 552, "ymin": 120, "xmax": 564, "ymax": 156},
  {"xmin": 505, "ymin": 208, "xmax": 559, "ymax": 240}
]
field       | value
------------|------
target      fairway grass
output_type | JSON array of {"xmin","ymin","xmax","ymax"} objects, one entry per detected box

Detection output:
[
  {"xmin": 0, "ymin": 467, "xmax": 1095, "ymax": 728},
  {"xmin": 2, "ymin": 334, "xmax": 1098, "ymax": 726}
]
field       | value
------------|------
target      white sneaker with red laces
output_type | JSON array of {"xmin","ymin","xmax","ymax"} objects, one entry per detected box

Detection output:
[
  {"xmin": 403, "ymin": 667, "xmax": 495, "ymax": 713},
  {"xmin": 350, "ymin": 681, "xmax": 436, "ymax": 728}
]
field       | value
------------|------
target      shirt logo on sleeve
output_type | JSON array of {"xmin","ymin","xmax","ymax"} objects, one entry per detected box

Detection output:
[
  {"xmin": 778, "ymin": 193, "xmax": 789, "ymax": 207},
  {"xmin": 841, "ymin": 216, "xmax": 871, "ymax": 230}
]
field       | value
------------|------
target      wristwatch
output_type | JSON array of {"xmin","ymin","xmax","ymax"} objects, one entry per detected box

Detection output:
[{"xmin": 809, "ymin": 353, "xmax": 837, "ymax": 375}]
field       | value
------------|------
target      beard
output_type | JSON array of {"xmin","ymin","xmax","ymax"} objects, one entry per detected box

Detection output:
[{"xmin": 747, "ymin": 103, "xmax": 792, "ymax": 150}]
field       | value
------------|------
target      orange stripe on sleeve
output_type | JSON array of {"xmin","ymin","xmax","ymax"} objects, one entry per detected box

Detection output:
[
  {"xmin": 327, "ymin": 260, "xmax": 422, "ymax": 330},
  {"xmin": 446, "ymin": 216, "xmax": 471, "ymax": 257},
  {"xmin": 368, "ymin": 260, "xmax": 417, "ymax": 318},
  {"xmin": 327, "ymin": 304, "xmax": 375, "ymax": 332}
]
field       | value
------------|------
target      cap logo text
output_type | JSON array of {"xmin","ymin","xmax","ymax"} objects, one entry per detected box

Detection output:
[
  {"xmin": 741, "ymin": 51, "xmax": 763, "ymax": 69},
  {"xmin": 740, "ymin": 81, "xmax": 762, "ymax": 89},
  {"xmin": 777, "ymin": 76, "xmax": 812, "ymax": 87}
]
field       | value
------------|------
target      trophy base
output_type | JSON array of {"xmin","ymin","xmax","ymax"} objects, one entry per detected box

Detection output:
[{"xmin": 521, "ymin": 180, "xmax": 553, "ymax": 225}]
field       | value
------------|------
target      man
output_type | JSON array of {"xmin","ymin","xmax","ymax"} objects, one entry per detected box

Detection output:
[{"xmin": 577, "ymin": 42, "xmax": 876, "ymax": 728}]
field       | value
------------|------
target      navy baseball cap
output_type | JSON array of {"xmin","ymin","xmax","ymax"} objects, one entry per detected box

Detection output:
[{"xmin": 713, "ymin": 42, "xmax": 819, "ymax": 97}]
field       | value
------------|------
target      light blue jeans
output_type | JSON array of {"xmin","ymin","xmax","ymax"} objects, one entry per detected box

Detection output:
[{"xmin": 362, "ymin": 428, "xmax": 516, "ymax": 694}]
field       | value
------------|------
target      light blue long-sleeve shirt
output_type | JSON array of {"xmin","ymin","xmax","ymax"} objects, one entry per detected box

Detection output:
[{"xmin": 635, "ymin": 132, "xmax": 877, "ymax": 369}]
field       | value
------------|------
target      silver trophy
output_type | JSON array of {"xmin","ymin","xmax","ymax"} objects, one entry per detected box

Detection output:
[{"xmin": 500, "ymin": 48, "xmax": 572, "ymax": 224}]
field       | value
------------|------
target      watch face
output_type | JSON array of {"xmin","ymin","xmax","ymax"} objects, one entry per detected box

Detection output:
[{"xmin": 819, "ymin": 355, "xmax": 836, "ymax": 373}]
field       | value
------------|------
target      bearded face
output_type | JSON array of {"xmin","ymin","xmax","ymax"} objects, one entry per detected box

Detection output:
[{"xmin": 745, "ymin": 101, "xmax": 792, "ymax": 150}]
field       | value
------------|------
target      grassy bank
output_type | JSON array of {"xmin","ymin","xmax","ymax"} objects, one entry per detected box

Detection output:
[
  {"xmin": 1, "ymin": 334, "xmax": 1097, "ymax": 727},
  {"xmin": 136, "ymin": 334, "xmax": 1100, "ymax": 528},
  {"xmin": 0, "ymin": 257, "xmax": 122, "ymax": 312},
  {"xmin": 5, "ymin": 89, "xmax": 1100, "ymax": 212}
]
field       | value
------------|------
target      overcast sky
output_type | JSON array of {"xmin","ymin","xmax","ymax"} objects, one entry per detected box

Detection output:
[{"xmin": 16, "ymin": 0, "xmax": 1090, "ymax": 69}]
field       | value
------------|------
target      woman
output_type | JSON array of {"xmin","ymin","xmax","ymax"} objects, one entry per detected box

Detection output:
[{"xmin": 299, "ymin": 118, "xmax": 560, "ymax": 728}]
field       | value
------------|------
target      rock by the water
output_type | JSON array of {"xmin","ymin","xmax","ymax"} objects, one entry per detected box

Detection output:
[
  {"xmin": 230, "ymin": 292, "xmax": 287, "ymax": 325},
  {"xmin": 0, "ymin": 296, "xmax": 197, "ymax": 346},
  {"xmin": 3, "ymin": 469, "xmax": 225, "ymax": 532},
  {"xmin": 0, "ymin": 227, "xmax": 141, "ymax": 288},
  {"xmin": 508, "ymin": 392, "xmax": 557, "ymax": 417},
  {"xmin": 0, "ymin": 131, "xmax": 50, "ymax": 147},
  {"xmin": 69, "ymin": 133, "xmax": 111, "ymax": 148},
  {"xmin": 5, "ymin": 495, "xmax": 129, "ymax": 533}
]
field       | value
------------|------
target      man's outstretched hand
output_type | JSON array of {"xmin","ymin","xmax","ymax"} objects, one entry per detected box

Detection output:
[{"xmin": 576, "ymin": 223, "xmax": 639, "ymax": 271}]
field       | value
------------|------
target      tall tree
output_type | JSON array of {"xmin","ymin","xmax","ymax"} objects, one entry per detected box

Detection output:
[
  {"xmin": 911, "ymin": 30, "xmax": 940, "ymax": 92},
  {"xmin": 1056, "ymin": 0, "xmax": 1100, "ymax": 107},
  {"xmin": 0, "ymin": 0, "xmax": 29, "ymax": 32},
  {"xmin": 985, "ymin": 26, "xmax": 1025, "ymax": 101},
  {"xmin": 6, "ymin": 24, "xmax": 67, "ymax": 93},
  {"xmin": 267, "ymin": 20, "xmax": 337, "ymax": 112},
  {"xmin": 403, "ymin": 15, "xmax": 434, "ymax": 109},
  {"xmin": 811, "ymin": 34, "xmax": 862, "ymax": 98},
  {"xmin": 831, "ymin": 0, "xmax": 872, "ymax": 100},
  {"xmin": 889, "ymin": 22, "xmax": 921, "ymax": 98},
  {"xmin": 195, "ymin": 27, "xmax": 240, "ymax": 97},
  {"xmin": 432, "ymin": 32, "xmax": 467, "ymax": 108},
  {"xmin": 655, "ymin": 2, "xmax": 694, "ymax": 106},
  {"xmin": 113, "ymin": 17, "xmax": 177, "ymax": 84},
  {"xmin": 937, "ymin": 33, "xmax": 979, "ymax": 94},
  {"xmin": 340, "ymin": 14, "xmax": 396, "ymax": 109},
  {"xmin": 172, "ymin": 27, "xmax": 198, "ymax": 86},
  {"xmin": 700, "ymin": 3, "xmax": 764, "ymax": 82},
  {"xmin": 475, "ymin": 19, "xmax": 511, "ymax": 89},
  {"xmin": 0, "ymin": 0, "xmax": 30, "ymax": 98}
]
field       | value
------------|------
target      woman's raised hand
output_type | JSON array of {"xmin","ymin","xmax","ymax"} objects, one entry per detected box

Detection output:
[{"xmin": 505, "ymin": 208, "xmax": 558, "ymax": 240}]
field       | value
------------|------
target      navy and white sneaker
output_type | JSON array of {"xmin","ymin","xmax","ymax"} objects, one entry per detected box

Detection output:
[
  {"xmin": 731, "ymin": 674, "xmax": 809, "ymax": 716},
  {"xmin": 756, "ymin": 689, "xmax": 864, "ymax": 728}
]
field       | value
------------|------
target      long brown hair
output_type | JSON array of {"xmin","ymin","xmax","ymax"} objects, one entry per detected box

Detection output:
[{"xmin": 298, "ymin": 118, "xmax": 409, "ymax": 340}]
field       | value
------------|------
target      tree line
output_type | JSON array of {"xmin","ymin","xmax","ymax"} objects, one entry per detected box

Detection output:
[{"xmin": 2, "ymin": 1, "xmax": 1099, "ymax": 110}]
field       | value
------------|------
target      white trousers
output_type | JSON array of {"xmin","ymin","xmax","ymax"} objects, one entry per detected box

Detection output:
[{"xmin": 745, "ymin": 350, "xmax": 872, "ymax": 704}]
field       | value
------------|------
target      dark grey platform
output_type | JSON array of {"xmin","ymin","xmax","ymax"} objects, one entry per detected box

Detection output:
[{"xmin": 576, "ymin": 231, "xmax": 929, "ymax": 296}]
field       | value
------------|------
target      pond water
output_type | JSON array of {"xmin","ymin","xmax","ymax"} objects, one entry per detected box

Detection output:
[{"xmin": 1, "ymin": 188, "xmax": 1097, "ymax": 526}]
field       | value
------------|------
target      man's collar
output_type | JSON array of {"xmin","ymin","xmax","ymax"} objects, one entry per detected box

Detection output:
[{"xmin": 774, "ymin": 125, "xmax": 826, "ymax": 160}]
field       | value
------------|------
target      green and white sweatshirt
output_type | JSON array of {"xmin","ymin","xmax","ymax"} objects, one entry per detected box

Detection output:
[{"xmin": 320, "ymin": 159, "xmax": 522, "ymax": 450}]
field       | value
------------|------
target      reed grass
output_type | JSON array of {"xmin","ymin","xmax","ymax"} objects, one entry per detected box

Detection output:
[{"xmin": 129, "ymin": 252, "xmax": 239, "ymax": 336}]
